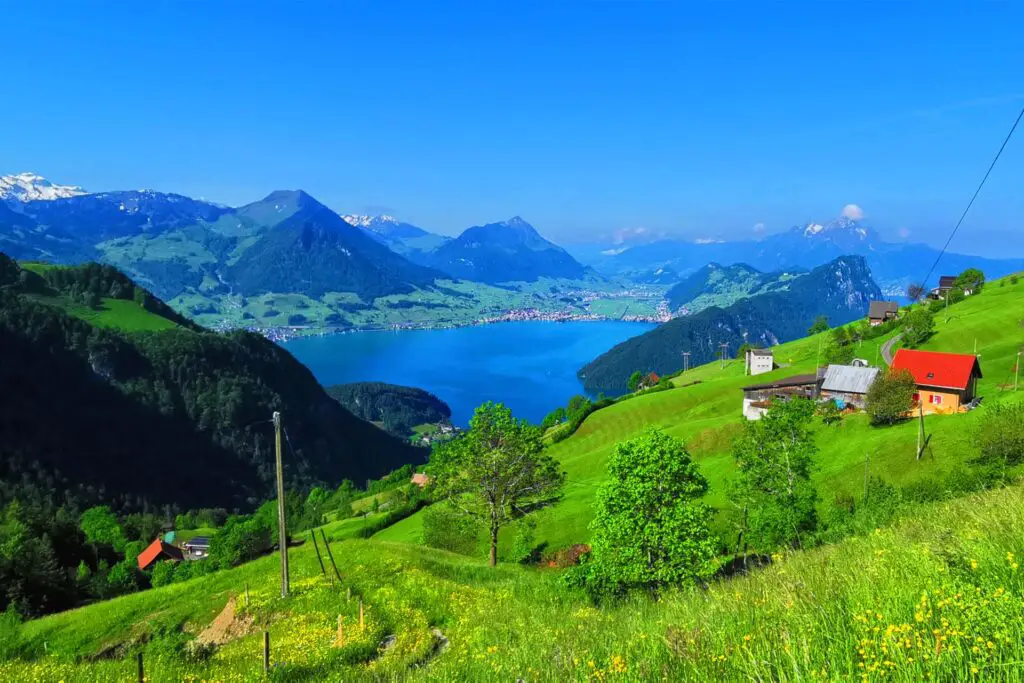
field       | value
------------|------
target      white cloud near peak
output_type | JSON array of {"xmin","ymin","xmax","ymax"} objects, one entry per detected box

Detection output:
[{"xmin": 841, "ymin": 204, "xmax": 865, "ymax": 221}]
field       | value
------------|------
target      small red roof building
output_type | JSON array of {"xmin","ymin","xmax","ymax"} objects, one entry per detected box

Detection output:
[
  {"xmin": 410, "ymin": 472, "xmax": 433, "ymax": 488},
  {"xmin": 137, "ymin": 538, "xmax": 184, "ymax": 571},
  {"xmin": 891, "ymin": 349, "xmax": 982, "ymax": 391}
]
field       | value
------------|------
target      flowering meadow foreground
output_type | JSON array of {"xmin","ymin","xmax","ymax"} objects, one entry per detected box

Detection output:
[{"xmin": 2, "ymin": 483, "xmax": 1022, "ymax": 682}]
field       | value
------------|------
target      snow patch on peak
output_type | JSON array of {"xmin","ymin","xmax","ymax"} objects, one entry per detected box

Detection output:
[
  {"xmin": 342, "ymin": 214, "xmax": 399, "ymax": 230},
  {"xmin": 0, "ymin": 172, "xmax": 87, "ymax": 202},
  {"xmin": 804, "ymin": 223, "xmax": 825, "ymax": 236}
]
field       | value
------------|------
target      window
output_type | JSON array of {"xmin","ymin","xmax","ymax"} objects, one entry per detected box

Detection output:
[{"xmin": 929, "ymin": 394, "xmax": 942, "ymax": 405}]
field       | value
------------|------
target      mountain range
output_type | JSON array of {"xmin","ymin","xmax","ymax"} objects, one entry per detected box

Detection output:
[
  {"xmin": 0, "ymin": 175, "xmax": 594, "ymax": 308},
  {"xmin": 577, "ymin": 216, "xmax": 1020, "ymax": 294},
  {"xmin": 578, "ymin": 256, "xmax": 883, "ymax": 394}
]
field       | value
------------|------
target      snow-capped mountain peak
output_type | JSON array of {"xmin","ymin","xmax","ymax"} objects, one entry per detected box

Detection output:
[
  {"xmin": 341, "ymin": 214, "xmax": 399, "ymax": 231},
  {"xmin": 797, "ymin": 216, "xmax": 875, "ymax": 242},
  {"xmin": 0, "ymin": 172, "xmax": 87, "ymax": 202}
]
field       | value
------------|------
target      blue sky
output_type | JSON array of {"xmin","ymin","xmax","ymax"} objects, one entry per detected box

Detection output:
[{"xmin": 3, "ymin": 2, "xmax": 1023, "ymax": 255}]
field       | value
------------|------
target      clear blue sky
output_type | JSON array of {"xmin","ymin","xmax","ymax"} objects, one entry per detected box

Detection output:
[{"xmin": 3, "ymin": 2, "xmax": 1022, "ymax": 255}]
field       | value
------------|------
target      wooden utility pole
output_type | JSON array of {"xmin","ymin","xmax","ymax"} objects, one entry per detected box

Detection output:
[
  {"xmin": 273, "ymin": 411, "xmax": 290, "ymax": 598},
  {"xmin": 1015, "ymin": 350, "xmax": 1020, "ymax": 392}
]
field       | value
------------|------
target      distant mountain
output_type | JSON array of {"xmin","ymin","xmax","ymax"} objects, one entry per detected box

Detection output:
[
  {"xmin": 343, "ymin": 214, "xmax": 452, "ymax": 265},
  {"xmin": 578, "ymin": 256, "xmax": 882, "ymax": 394},
  {"xmin": 588, "ymin": 216, "xmax": 1020, "ymax": 294},
  {"xmin": 666, "ymin": 262, "xmax": 807, "ymax": 314},
  {"xmin": 1, "ymin": 186, "xmax": 446, "ymax": 302},
  {"xmin": 426, "ymin": 216, "xmax": 591, "ymax": 283},
  {"xmin": 226, "ymin": 191, "xmax": 444, "ymax": 300},
  {"xmin": 0, "ymin": 253, "xmax": 424, "ymax": 512},
  {"xmin": 0, "ymin": 172, "xmax": 86, "ymax": 203}
]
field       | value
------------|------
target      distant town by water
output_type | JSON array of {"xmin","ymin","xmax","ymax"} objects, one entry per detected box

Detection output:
[{"xmin": 282, "ymin": 320, "xmax": 656, "ymax": 426}]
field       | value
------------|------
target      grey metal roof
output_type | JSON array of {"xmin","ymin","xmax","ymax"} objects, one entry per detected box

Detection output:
[
  {"xmin": 184, "ymin": 536, "xmax": 210, "ymax": 547},
  {"xmin": 748, "ymin": 348, "xmax": 773, "ymax": 356},
  {"xmin": 868, "ymin": 301, "xmax": 898, "ymax": 318},
  {"xmin": 821, "ymin": 364, "xmax": 880, "ymax": 395}
]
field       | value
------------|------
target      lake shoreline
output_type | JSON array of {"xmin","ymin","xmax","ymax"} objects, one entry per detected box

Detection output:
[{"xmin": 262, "ymin": 310, "xmax": 666, "ymax": 344}]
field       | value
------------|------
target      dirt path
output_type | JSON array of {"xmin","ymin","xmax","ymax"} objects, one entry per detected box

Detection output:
[{"xmin": 197, "ymin": 596, "xmax": 252, "ymax": 646}]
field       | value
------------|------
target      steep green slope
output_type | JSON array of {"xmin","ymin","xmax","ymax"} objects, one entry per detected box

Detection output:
[
  {"xmin": 326, "ymin": 382, "xmax": 452, "ymax": 438},
  {"xmin": 0, "ymin": 254, "xmax": 425, "ymax": 513},
  {"xmin": 4, "ymin": 481, "xmax": 1023, "ymax": 681},
  {"xmin": 666, "ymin": 262, "xmax": 805, "ymax": 314},
  {"xmin": 383, "ymin": 272, "xmax": 1024, "ymax": 554}
]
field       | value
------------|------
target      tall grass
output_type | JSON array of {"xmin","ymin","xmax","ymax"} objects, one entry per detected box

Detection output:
[{"xmin": 2, "ymin": 483, "xmax": 1022, "ymax": 681}]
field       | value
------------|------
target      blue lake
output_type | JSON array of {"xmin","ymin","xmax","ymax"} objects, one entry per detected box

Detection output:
[{"xmin": 282, "ymin": 320, "xmax": 655, "ymax": 426}]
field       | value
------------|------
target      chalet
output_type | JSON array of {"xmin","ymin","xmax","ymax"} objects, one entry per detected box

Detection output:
[
  {"xmin": 183, "ymin": 536, "xmax": 211, "ymax": 560},
  {"xmin": 410, "ymin": 472, "xmax": 433, "ymax": 488},
  {"xmin": 137, "ymin": 538, "xmax": 183, "ymax": 571},
  {"xmin": 741, "ymin": 373, "xmax": 822, "ymax": 420},
  {"xmin": 868, "ymin": 301, "xmax": 899, "ymax": 326},
  {"xmin": 820, "ymin": 364, "xmax": 880, "ymax": 410},
  {"xmin": 744, "ymin": 348, "xmax": 774, "ymax": 376},
  {"xmin": 928, "ymin": 276, "xmax": 958, "ymax": 300},
  {"xmin": 890, "ymin": 349, "xmax": 982, "ymax": 415}
]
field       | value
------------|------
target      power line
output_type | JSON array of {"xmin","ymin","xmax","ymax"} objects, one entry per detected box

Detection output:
[{"xmin": 918, "ymin": 106, "xmax": 1024, "ymax": 291}]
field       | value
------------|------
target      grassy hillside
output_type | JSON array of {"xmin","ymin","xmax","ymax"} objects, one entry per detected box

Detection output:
[
  {"xmin": 382, "ymin": 274, "xmax": 1024, "ymax": 554},
  {"xmin": 4, "ymin": 480, "xmax": 1023, "ymax": 681}
]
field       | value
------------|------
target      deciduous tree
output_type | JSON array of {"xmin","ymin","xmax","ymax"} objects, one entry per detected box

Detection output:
[
  {"xmin": 429, "ymin": 402, "xmax": 565, "ymax": 566},
  {"xmin": 579, "ymin": 429, "xmax": 718, "ymax": 593},
  {"xmin": 729, "ymin": 398, "xmax": 819, "ymax": 552},
  {"xmin": 866, "ymin": 368, "xmax": 916, "ymax": 426}
]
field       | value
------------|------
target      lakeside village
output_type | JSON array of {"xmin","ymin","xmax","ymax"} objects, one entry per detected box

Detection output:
[{"xmin": 240, "ymin": 300, "xmax": 673, "ymax": 343}]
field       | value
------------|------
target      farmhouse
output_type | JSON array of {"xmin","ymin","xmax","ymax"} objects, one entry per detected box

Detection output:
[
  {"xmin": 744, "ymin": 347, "xmax": 775, "ymax": 376},
  {"xmin": 867, "ymin": 301, "xmax": 899, "ymax": 326},
  {"xmin": 928, "ymin": 275, "xmax": 958, "ymax": 300},
  {"xmin": 890, "ymin": 349, "xmax": 982, "ymax": 415},
  {"xmin": 136, "ymin": 538, "xmax": 183, "ymax": 571},
  {"xmin": 183, "ymin": 536, "xmax": 211, "ymax": 560},
  {"xmin": 820, "ymin": 364, "xmax": 880, "ymax": 410},
  {"xmin": 741, "ymin": 373, "xmax": 822, "ymax": 420}
]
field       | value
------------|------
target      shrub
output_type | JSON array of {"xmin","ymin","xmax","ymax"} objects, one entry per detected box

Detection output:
[
  {"xmin": 866, "ymin": 368, "xmax": 916, "ymax": 426},
  {"xmin": 974, "ymin": 402, "xmax": 1024, "ymax": 471},
  {"xmin": 817, "ymin": 399, "xmax": 842, "ymax": 426},
  {"xmin": 422, "ymin": 504, "xmax": 482, "ymax": 556}
]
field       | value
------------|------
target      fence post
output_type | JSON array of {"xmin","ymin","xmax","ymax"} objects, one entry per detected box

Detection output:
[
  {"xmin": 359, "ymin": 599, "xmax": 364, "ymax": 629},
  {"xmin": 337, "ymin": 614, "xmax": 344, "ymax": 644},
  {"xmin": 245, "ymin": 582, "xmax": 250, "ymax": 607},
  {"xmin": 137, "ymin": 652, "xmax": 144, "ymax": 683},
  {"xmin": 263, "ymin": 631, "xmax": 270, "ymax": 673}
]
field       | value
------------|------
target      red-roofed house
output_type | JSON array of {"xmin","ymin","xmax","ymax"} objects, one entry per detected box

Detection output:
[
  {"xmin": 137, "ymin": 538, "xmax": 184, "ymax": 571},
  {"xmin": 890, "ymin": 349, "xmax": 982, "ymax": 414}
]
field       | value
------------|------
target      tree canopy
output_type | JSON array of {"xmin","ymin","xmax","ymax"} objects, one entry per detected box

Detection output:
[{"xmin": 429, "ymin": 402, "xmax": 565, "ymax": 566}]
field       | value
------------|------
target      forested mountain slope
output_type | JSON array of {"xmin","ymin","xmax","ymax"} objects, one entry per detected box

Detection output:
[
  {"xmin": 0, "ymin": 254, "xmax": 424, "ymax": 513},
  {"xmin": 579, "ymin": 256, "xmax": 882, "ymax": 393}
]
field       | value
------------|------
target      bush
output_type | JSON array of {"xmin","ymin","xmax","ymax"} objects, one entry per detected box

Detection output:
[
  {"xmin": 974, "ymin": 402, "xmax": 1024, "ymax": 471},
  {"xmin": 422, "ymin": 504, "xmax": 482, "ymax": 556},
  {"xmin": 817, "ymin": 400, "xmax": 842, "ymax": 426},
  {"xmin": 866, "ymin": 368, "xmax": 916, "ymax": 426},
  {"xmin": 0, "ymin": 605, "xmax": 23, "ymax": 662}
]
